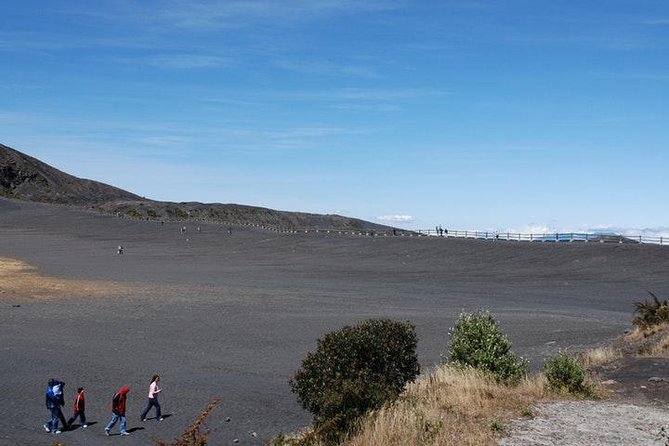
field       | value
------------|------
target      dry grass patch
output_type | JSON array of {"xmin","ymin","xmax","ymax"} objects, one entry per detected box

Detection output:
[
  {"xmin": 0, "ymin": 256, "xmax": 127, "ymax": 300},
  {"xmin": 625, "ymin": 323, "xmax": 669, "ymax": 343},
  {"xmin": 346, "ymin": 365, "xmax": 551, "ymax": 446},
  {"xmin": 580, "ymin": 345, "xmax": 622, "ymax": 369},
  {"xmin": 641, "ymin": 331, "xmax": 669, "ymax": 357},
  {"xmin": 625, "ymin": 324, "xmax": 669, "ymax": 358}
]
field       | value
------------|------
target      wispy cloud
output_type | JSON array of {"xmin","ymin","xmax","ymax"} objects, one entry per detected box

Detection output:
[
  {"xmin": 131, "ymin": 53, "xmax": 234, "ymax": 69},
  {"xmin": 57, "ymin": 0, "xmax": 405, "ymax": 31},
  {"xmin": 591, "ymin": 71, "xmax": 669, "ymax": 82},
  {"xmin": 0, "ymin": 31, "xmax": 171, "ymax": 53},
  {"xmin": 135, "ymin": 136, "xmax": 191, "ymax": 146},
  {"xmin": 274, "ymin": 60, "xmax": 379, "ymax": 78},
  {"xmin": 378, "ymin": 214, "xmax": 414, "ymax": 223},
  {"xmin": 290, "ymin": 87, "xmax": 449, "ymax": 102},
  {"xmin": 153, "ymin": 0, "xmax": 405, "ymax": 30},
  {"xmin": 639, "ymin": 18, "xmax": 669, "ymax": 26}
]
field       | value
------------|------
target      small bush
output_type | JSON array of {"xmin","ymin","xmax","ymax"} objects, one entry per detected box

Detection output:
[
  {"xmin": 543, "ymin": 352, "xmax": 590, "ymax": 395},
  {"xmin": 633, "ymin": 292, "xmax": 669, "ymax": 329},
  {"xmin": 446, "ymin": 311, "xmax": 527, "ymax": 384},
  {"xmin": 290, "ymin": 319, "xmax": 420, "ymax": 444},
  {"xmin": 490, "ymin": 418, "xmax": 505, "ymax": 433}
]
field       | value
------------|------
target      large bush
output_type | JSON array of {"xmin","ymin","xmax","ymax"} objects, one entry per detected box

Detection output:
[
  {"xmin": 446, "ymin": 311, "xmax": 527, "ymax": 384},
  {"xmin": 543, "ymin": 352, "xmax": 589, "ymax": 395},
  {"xmin": 290, "ymin": 319, "xmax": 420, "ymax": 444}
]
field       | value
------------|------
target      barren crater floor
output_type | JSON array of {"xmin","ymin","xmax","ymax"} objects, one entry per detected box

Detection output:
[{"xmin": 1, "ymin": 198, "xmax": 668, "ymax": 445}]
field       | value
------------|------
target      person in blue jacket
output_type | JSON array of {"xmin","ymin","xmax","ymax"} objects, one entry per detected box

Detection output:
[{"xmin": 43, "ymin": 379, "xmax": 66, "ymax": 434}]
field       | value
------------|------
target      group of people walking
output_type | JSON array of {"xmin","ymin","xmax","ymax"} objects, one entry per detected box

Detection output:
[{"xmin": 44, "ymin": 375, "xmax": 163, "ymax": 436}]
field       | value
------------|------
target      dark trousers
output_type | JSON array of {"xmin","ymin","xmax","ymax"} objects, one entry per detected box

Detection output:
[
  {"xmin": 46, "ymin": 407, "xmax": 66, "ymax": 431},
  {"xmin": 67, "ymin": 410, "xmax": 86, "ymax": 426},
  {"xmin": 140, "ymin": 397, "xmax": 161, "ymax": 420},
  {"xmin": 58, "ymin": 407, "xmax": 67, "ymax": 428}
]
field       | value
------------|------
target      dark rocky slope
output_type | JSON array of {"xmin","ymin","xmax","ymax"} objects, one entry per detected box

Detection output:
[{"xmin": 0, "ymin": 143, "xmax": 391, "ymax": 231}]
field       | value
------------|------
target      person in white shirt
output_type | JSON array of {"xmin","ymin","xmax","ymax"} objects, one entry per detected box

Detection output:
[{"xmin": 139, "ymin": 375, "xmax": 163, "ymax": 422}]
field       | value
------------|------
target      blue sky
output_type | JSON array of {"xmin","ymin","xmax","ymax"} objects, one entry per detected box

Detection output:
[{"xmin": 1, "ymin": 1, "xmax": 668, "ymax": 234}]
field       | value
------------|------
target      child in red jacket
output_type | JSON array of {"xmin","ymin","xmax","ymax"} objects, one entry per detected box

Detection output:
[{"xmin": 67, "ymin": 387, "xmax": 87, "ymax": 428}]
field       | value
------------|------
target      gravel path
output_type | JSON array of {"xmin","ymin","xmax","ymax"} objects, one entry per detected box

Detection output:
[{"xmin": 500, "ymin": 401, "xmax": 669, "ymax": 446}]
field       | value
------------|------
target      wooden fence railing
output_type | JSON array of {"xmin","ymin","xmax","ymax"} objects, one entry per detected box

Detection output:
[
  {"xmin": 232, "ymin": 223, "xmax": 667, "ymax": 246},
  {"xmin": 413, "ymin": 229, "xmax": 668, "ymax": 245}
]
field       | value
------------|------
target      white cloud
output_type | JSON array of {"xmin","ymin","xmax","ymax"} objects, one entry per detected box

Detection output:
[
  {"xmin": 502, "ymin": 224, "xmax": 557, "ymax": 234},
  {"xmin": 378, "ymin": 215, "xmax": 414, "ymax": 223},
  {"xmin": 500, "ymin": 224, "xmax": 669, "ymax": 239},
  {"xmin": 588, "ymin": 225, "xmax": 669, "ymax": 239}
]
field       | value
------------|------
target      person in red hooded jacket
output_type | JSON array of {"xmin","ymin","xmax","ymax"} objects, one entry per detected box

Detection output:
[{"xmin": 104, "ymin": 386, "xmax": 130, "ymax": 436}]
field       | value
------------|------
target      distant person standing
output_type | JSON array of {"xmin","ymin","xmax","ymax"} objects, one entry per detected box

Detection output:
[
  {"xmin": 117, "ymin": 245, "xmax": 124, "ymax": 255},
  {"xmin": 43, "ymin": 379, "xmax": 66, "ymax": 434},
  {"xmin": 66, "ymin": 387, "xmax": 87, "ymax": 429},
  {"xmin": 105, "ymin": 386, "xmax": 130, "ymax": 436},
  {"xmin": 140, "ymin": 375, "xmax": 163, "ymax": 422}
]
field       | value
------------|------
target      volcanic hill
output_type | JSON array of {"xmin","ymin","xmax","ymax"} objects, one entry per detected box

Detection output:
[{"xmin": 0, "ymin": 143, "xmax": 390, "ymax": 231}]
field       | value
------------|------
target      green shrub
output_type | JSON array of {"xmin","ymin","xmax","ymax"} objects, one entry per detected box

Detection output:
[
  {"xmin": 167, "ymin": 207, "xmax": 189, "ymax": 219},
  {"xmin": 290, "ymin": 319, "xmax": 420, "ymax": 444},
  {"xmin": 125, "ymin": 208, "xmax": 142, "ymax": 218},
  {"xmin": 446, "ymin": 311, "xmax": 527, "ymax": 384},
  {"xmin": 633, "ymin": 292, "xmax": 669, "ymax": 329},
  {"xmin": 543, "ymin": 352, "xmax": 591, "ymax": 395},
  {"xmin": 490, "ymin": 418, "xmax": 505, "ymax": 433}
]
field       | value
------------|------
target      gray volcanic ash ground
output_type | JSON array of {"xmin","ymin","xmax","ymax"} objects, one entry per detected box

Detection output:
[{"xmin": 1, "ymin": 198, "xmax": 669, "ymax": 445}]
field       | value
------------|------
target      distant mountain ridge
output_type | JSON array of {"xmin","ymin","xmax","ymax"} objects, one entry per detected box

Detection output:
[{"xmin": 0, "ymin": 143, "xmax": 390, "ymax": 231}]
